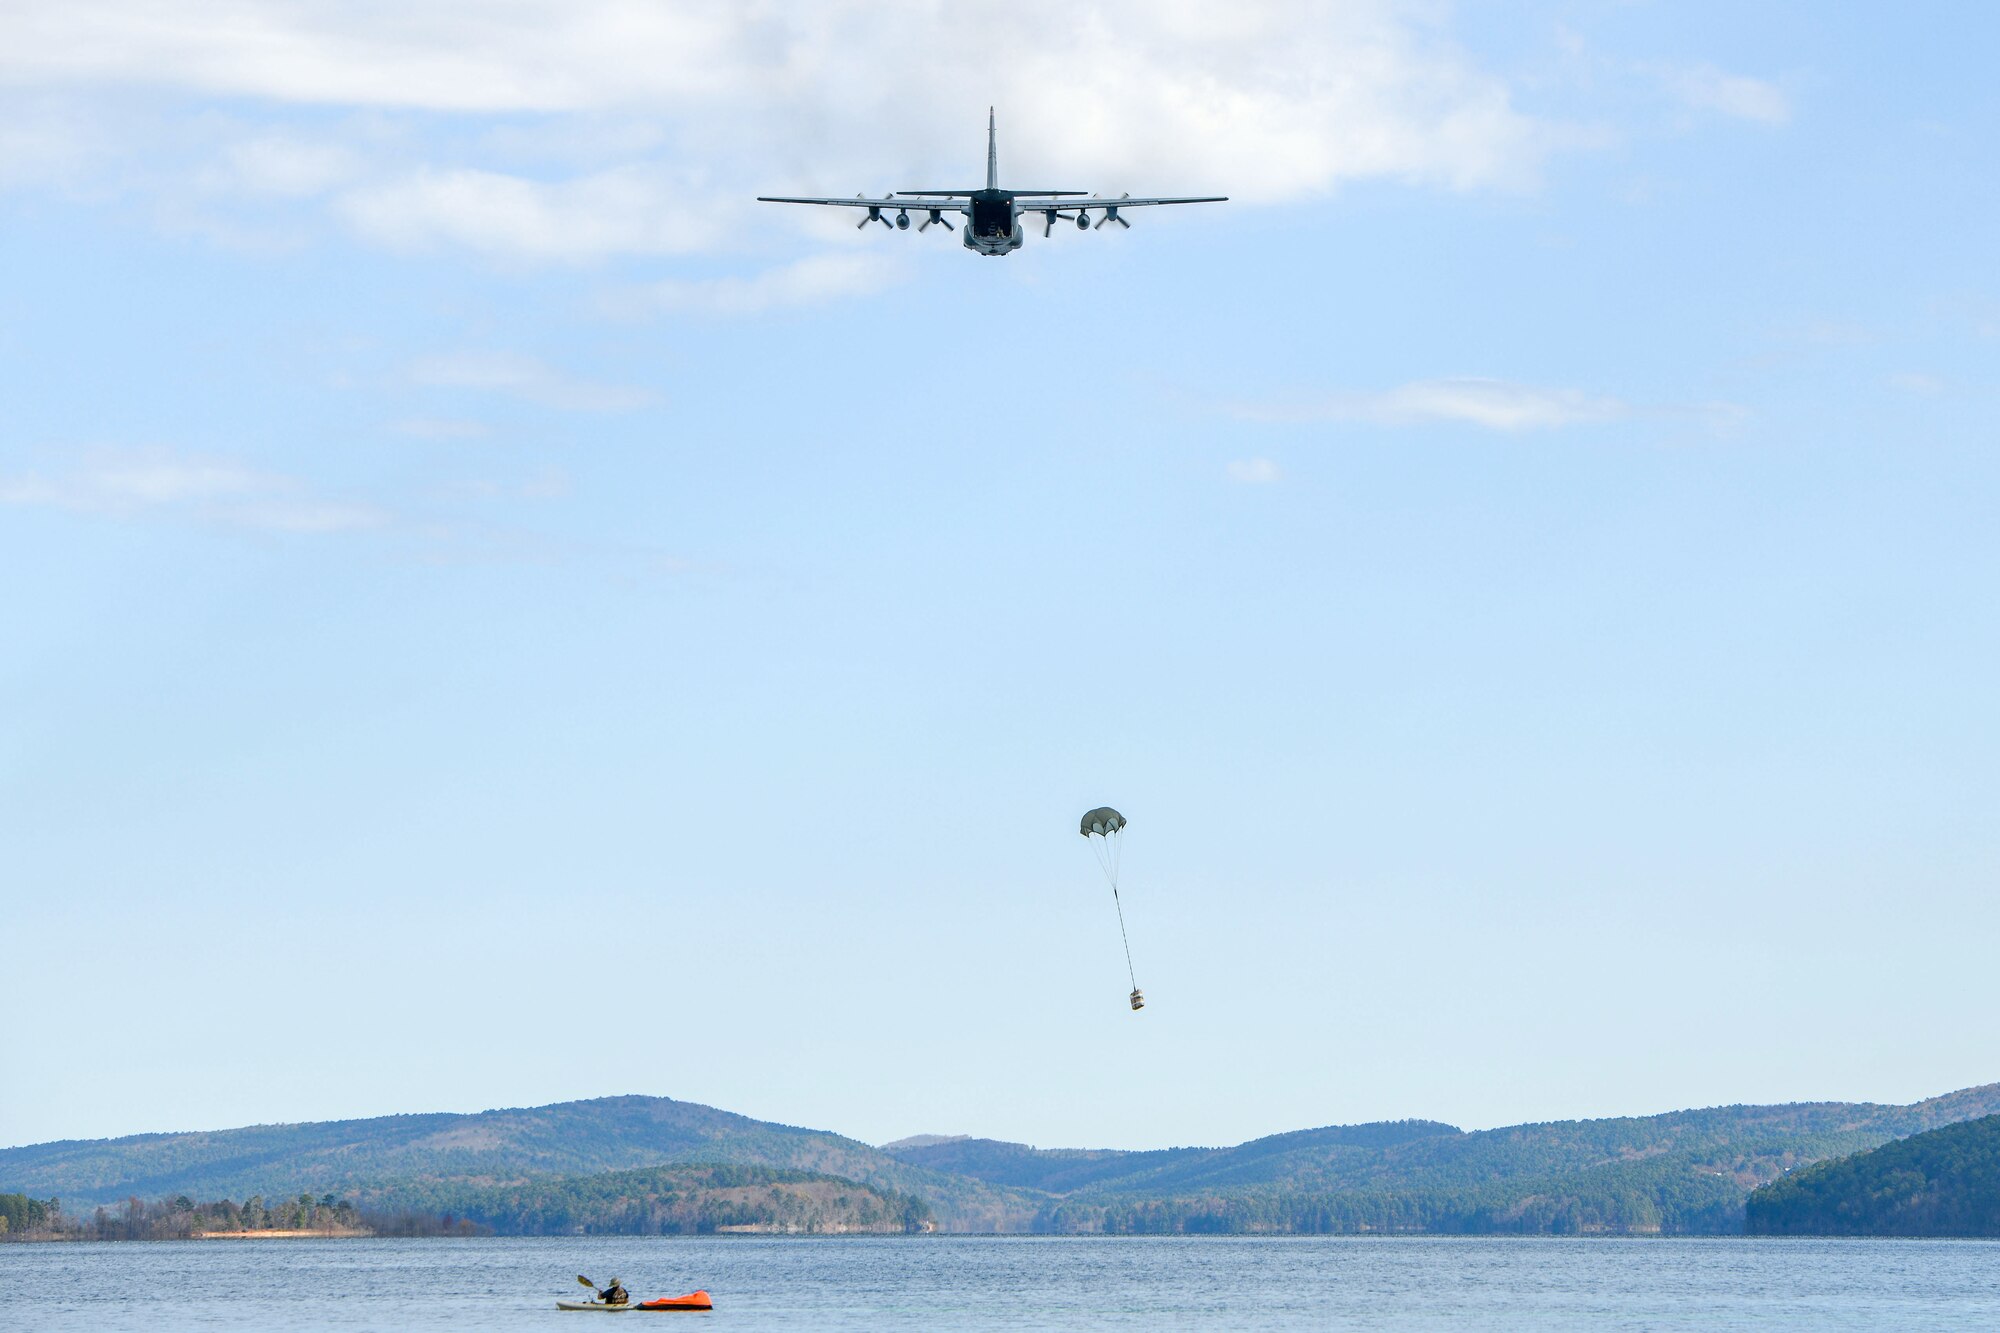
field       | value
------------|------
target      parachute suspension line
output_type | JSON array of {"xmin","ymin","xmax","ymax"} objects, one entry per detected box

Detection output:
[
  {"xmin": 1091, "ymin": 831, "xmax": 1123, "ymax": 887},
  {"xmin": 1110, "ymin": 883, "xmax": 1137, "ymax": 991},
  {"xmin": 1096, "ymin": 829, "xmax": 1135, "ymax": 991}
]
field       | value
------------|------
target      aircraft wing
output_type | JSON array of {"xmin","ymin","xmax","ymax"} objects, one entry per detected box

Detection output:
[
  {"xmin": 757, "ymin": 195, "xmax": 964, "ymax": 211},
  {"xmin": 1012, "ymin": 196, "xmax": 1227, "ymax": 209}
]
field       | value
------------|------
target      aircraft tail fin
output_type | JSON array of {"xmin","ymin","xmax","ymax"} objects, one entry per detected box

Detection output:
[{"xmin": 986, "ymin": 107, "xmax": 998, "ymax": 191}]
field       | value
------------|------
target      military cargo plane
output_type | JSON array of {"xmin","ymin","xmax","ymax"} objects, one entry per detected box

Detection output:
[{"xmin": 757, "ymin": 110, "xmax": 1225, "ymax": 257}]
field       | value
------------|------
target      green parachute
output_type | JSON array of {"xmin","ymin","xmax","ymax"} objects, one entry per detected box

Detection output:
[{"xmin": 1079, "ymin": 806, "xmax": 1143, "ymax": 1011}]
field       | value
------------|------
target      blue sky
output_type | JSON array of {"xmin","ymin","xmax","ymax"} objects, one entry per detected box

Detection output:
[{"xmin": 3, "ymin": 2, "xmax": 1996, "ymax": 1152}]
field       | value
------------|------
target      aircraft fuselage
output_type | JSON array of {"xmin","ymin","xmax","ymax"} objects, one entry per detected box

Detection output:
[{"xmin": 965, "ymin": 189, "xmax": 1024, "ymax": 256}]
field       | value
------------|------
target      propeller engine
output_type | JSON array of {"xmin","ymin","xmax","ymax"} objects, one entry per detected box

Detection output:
[
  {"xmin": 1094, "ymin": 193, "xmax": 1132, "ymax": 230},
  {"xmin": 919, "ymin": 208, "xmax": 954, "ymax": 232},
  {"xmin": 856, "ymin": 194, "xmax": 891, "ymax": 229}
]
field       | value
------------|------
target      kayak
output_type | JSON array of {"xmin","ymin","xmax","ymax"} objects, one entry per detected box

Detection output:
[{"xmin": 558, "ymin": 1292, "xmax": 713, "ymax": 1312}]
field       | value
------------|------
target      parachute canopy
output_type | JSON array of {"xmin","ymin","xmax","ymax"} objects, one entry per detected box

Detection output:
[{"xmin": 1079, "ymin": 806, "xmax": 1126, "ymax": 838}]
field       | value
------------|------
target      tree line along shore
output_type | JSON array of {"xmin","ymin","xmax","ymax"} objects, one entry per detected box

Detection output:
[
  {"xmin": 0, "ymin": 1164, "xmax": 931, "ymax": 1242},
  {"xmin": 0, "ymin": 1191, "xmax": 488, "ymax": 1241}
]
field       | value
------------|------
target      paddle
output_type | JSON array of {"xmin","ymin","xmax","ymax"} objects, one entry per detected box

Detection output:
[{"xmin": 577, "ymin": 1275, "xmax": 600, "ymax": 1293}]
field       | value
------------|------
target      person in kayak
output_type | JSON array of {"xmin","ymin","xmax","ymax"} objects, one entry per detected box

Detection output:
[{"xmin": 600, "ymin": 1279, "xmax": 630, "ymax": 1307}]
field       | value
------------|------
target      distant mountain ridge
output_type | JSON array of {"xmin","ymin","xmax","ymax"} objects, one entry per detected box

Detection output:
[
  {"xmin": 0, "ymin": 1095, "xmax": 1039, "ymax": 1230},
  {"xmin": 8, "ymin": 1083, "xmax": 2000, "ymax": 1236},
  {"xmin": 877, "ymin": 1134, "xmax": 971, "ymax": 1152},
  {"xmin": 884, "ymin": 1120, "xmax": 1459, "ymax": 1195},
  {"xmin": 884, "ymin": 1096, "xmax": 1995, "ymax": 1201},
  {"xmin": 879, "ymin": 1089, "xmax": 2000, "ymax": 1234}
]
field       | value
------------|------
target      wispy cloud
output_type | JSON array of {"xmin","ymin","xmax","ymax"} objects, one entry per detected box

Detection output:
[
  {"xmin": 1887, "ymin": 371, "xmax": 1946, "ymax": 395},
  {"xmin": 339, "ymin": 165, "xmax": 725, "ymax": 262},
  {"xmin": 1666, "ymin": 64, "xmax": 1790, "ymax": 126},
  {"xmin": 1237, "ymin": 378, "xmax": 1629, "ymax": 432},
  {"xmin": 607, "ymin": 253, "xmax": 903, "ymax": 317},
  {"xmin": 0, "ymin": 447, "xmax": 699, "ymax": 575},
  {"xmin": 407, "ymin": 352, "xmax": 656, "ymax": 411},
  {"xmin": 1226, "ymin": 458, "xmax": 1284, "ymax": 483},
  {"xmin": 0, "ymin": 94, "xmax": 111, "ymax": 189},
  {"xmin": 204, "ymin": 133, "xmax": 364, "ymax": 197},
  {"xmin": 0, "ymin": 447, "xmax": 389, "ymax": 533},
  {"xmin": 439, "ymin": 467, "xmax": 573, "ymax": 502}
]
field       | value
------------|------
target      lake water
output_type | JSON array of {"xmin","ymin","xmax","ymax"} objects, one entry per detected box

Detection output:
[{"xmin": 5, "ymin": 1235, "xmax": 2000, "ymax": 1329}]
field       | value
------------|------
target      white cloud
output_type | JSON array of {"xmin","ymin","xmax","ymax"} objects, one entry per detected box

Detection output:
[
  {"xmin": 208, "ymin": 134, "xmax": 364, "ymax": 196},
  {"xmin": 0, "ymin": 448, "xmax": 681, "ymax": 568},
  {"xmin": 1668, "ymin": 64, "xmax": 1790, "ymax": 126},
  {"xmin": 0, "ymin": 447, "xmax": 388, "ymax": 533},
  {"xmin": 1227, "ymin": 458, "xmax": 1284, "ymax": 483},
  {"xmin": 0, "ymin": 96, "xmax": 111, "ymax": 189},
  {"xmin": 339, "ymin": 164, "xmax": 726, "ymax": 261},
  {"xmin": 0, "ymin": 1, "xmax": 1582, "ymax": 263},
  {"xmin": 610, "ymin": 252, "xmax": 903, "ymax": 317},
  {"xmin": 407, "ymin": 351, "xmax": 656, "ymax": 411},
  {"xmin": 1240, "ymin": 378, "xmax": 1628, "ymax": 431},
  {"xmin": 0, "ymin": 2, "xmax": 737, "ymax": 113}
]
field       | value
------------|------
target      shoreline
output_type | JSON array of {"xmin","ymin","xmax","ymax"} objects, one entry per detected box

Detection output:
[{"xmin": 191, "ymin": 1228, "xmax": 375, "ymax": 1240}]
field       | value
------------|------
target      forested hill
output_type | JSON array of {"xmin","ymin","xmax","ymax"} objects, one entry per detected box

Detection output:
[
  {"xmin": 0, "ymin": 1095, "xmax": 1038, "ymax": 1230},
  {"xmin": 389, "ymin": 1163, "xmax": 935, "ymax": 1236},
  {"xmin": 1745, "ymin": 1114, "xmax": 2000, "ymax": 1236}
]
